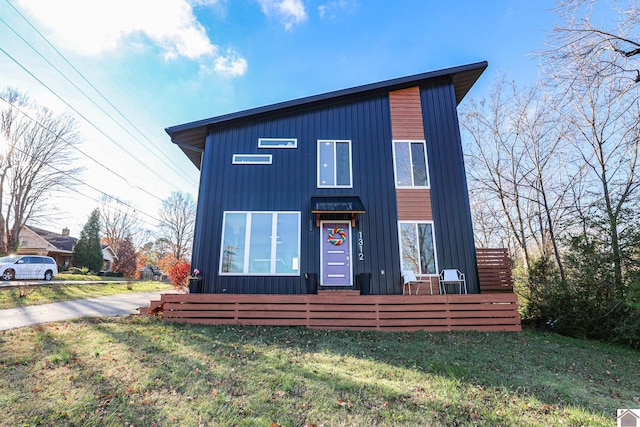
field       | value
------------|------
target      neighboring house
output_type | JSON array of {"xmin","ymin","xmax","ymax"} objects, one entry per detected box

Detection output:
[
  {"xmin": 102, "ymin": 245, "xmax": 118, "ymax": 271},
  {"xmin": 19, "ymin": 226, "xmax": 76, "ymax": 268},
  {"xmin": 19, "ymin": 226, "xmax": 118, "ymax": 271},
  {"xmin": 140, "ymin": 265, "xmax": 163, "ymax": 281},
  {"xmin": 166, "ymin": 62, "xmax": 487, "ymax": 295}
]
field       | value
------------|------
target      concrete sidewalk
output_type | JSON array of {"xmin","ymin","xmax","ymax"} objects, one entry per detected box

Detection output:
[
  {"xmin": 0, "ymin": 291, "xmax": 166, "ymax": 331},
  {"xmin": 0, "ymin": 280, "xmax": 129, "ymax": 288}
]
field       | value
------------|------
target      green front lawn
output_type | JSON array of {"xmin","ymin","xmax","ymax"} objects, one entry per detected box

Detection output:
[{"xmin": 1, "ymin": 319, "xmax": 637, "ymax": 426}]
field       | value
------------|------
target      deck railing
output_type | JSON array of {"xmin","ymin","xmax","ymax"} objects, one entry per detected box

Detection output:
[
  {"xmin": 145, "ymin": 292, "xmax": 521, "ymax": 332},
  {"xmin": 140, "ymin": 248, "xmax": 519, "ymax": 332}
]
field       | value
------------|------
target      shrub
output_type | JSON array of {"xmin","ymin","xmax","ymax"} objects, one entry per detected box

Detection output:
[
  {"xmin": 518, "ymin": 234, "xmax": 640, "ymax": 349},
  {"xmin": 515, "ymin": 255, "xmax": 561, "ymax": 322},
  {"xmin": 68, "ymin": 267, "xmax": 89, "ymax": 275},
  {"xmin": 168, "ymin": 262, "xmax": 190, "ymax": 289},
  {"xmin": 613, "ymin": 302, "xmax": 640, "ymax": 349}
]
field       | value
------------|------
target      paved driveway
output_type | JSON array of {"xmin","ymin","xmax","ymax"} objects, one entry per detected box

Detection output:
[{"xmin": 0, "ymin": 291, "xmax": 166, "ymax": 331}]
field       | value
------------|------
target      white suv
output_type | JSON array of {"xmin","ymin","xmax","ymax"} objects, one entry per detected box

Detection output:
[{"xmin": 0, "ymin": 255, "xmax": 58, "ymax": 281}]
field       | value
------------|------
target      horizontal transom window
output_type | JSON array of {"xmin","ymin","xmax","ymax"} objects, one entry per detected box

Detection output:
[
  {"xmin": 220, "ymin": 211, "xmax": 301, "ymax": 276},
  {"xmin": 232, "ymin": 154, "xmax": 272, "ymax": 164},
  {"xmin": 258, "ymin": 138, "xmax": 297, "ymax": 148}
]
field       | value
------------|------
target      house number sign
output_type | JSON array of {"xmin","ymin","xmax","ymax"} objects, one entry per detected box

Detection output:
[{"xmin": 357, "ymin": 231, "xmax": 364, "ymax": 261}]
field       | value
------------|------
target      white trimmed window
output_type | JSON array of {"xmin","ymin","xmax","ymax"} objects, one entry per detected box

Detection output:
[
  {"xmin": 258, "ymin": 138, "xmax": 297, "ymax": 148},
  {"xmin": 220, "ymin": 212, "xmax": 301, "ymax": 275},
  {"xmin": 398, "ymin": 221, "xmax": 438, "ymax": 275},
  {"xmin": 393, "ymin": 141, "xmax": 429, "ymax": 188},
  {"xmin": 317, "ymin": 140, "xmax": 352, "ymax": 188},
  {"xmin": 232, "ymin": 154, "xmax": 272, "ymax": 164}
]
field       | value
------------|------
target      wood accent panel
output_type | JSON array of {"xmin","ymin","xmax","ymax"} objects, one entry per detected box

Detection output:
[
  {"xmin": 389, "ymin": 87, "xmax": 425, "ymax": 140},
  {"xmin": 143, "ymin": 293, "xmax": 521, "ymax": 332},
  {"xmin": 476, "ymin": 248, "xmax": 514, "ymax": 293},
  {"xmin": 396, "ymin": 188, "xmax": 432, "ymax": 220}
]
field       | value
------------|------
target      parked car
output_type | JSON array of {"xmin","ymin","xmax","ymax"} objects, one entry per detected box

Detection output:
[{"xmin": 0, "ymin": 255, "xmax": 58, "ymax": 281}]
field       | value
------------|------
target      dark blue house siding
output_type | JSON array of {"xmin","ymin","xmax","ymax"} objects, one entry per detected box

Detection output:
[
  {"xmin": 421, "ymin": 79, "xmax": 479, "ymax": 293},
  {"xmin": 191, "ymin": 95, "xmax": 403, "ymax": 294}
]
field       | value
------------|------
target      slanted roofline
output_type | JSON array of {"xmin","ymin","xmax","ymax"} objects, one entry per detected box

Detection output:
[{"xmin": 166, "ymin": 61, "xmax": 488, "ymax": 169}]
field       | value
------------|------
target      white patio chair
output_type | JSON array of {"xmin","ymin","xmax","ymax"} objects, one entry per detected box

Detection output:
[
  {"xmin": 402, "ymin": 270, "xmax": 434, "ymax": 295},
  {"xmin": 438, "ymin": 269, "xmax": 467, "ymax": 294}
]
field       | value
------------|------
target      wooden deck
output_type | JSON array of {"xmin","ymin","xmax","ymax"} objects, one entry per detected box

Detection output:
[{"xmin": 142, "ymin": 292, "xmax": 521, "ymax": 332}]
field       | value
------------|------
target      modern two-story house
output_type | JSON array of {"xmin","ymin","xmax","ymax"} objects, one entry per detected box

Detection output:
[{"xmin": 166, "ymin": 61, "xmax": 487, "ymax": 296}]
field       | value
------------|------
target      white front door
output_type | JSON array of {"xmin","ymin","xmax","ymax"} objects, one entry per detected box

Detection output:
[{"xmin": 320, "ymin": 221, "xmax": 352, "ymax": 286}]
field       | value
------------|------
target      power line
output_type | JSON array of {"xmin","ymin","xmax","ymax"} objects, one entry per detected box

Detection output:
[
  {"xmin": 57, "ymin": 182, "xmax": 162, "ymax": 231},
  {"xmin": 0, "ymin": 46, "xmax": 193, "ymax": 192},
  {"xmin": 0, "ymin": 98, "xmax": 168, "ymax": 229},
  {"xmin": 0, "ymin": 6, "xmax": 198, "ymax": 188},
  {"xmin": 7, "ymin": 139, "xmax": 164, "ymax": 228},
  {"xmin": 0, "ymin": 95, "xmax": 165, "ymax": 204}
]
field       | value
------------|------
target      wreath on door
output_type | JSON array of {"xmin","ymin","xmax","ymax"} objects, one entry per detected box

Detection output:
[{"xmin": 328, "ymin": 227, "xmax": 347, "ymax": 245}]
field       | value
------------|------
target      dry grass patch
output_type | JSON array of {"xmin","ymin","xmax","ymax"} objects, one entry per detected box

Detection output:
[{"xmin": 0, "ymin": 281, "xmax": 173, "ymax": 309}]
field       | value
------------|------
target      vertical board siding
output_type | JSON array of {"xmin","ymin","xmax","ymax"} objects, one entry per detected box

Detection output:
[
  {"xmin": 421, "ymin": 80, "xmax": 479, "ymax": 293},
  {"xmin": 194, "ymin": 95, "xmax": 401, "ymax": 294},
  {"xmin": 396, "ymin": 189, "xmax": 433, "ymax": 221},
  {"xmin": 390, "ymin": 87, "xmax": 425, "ymax": 140}
]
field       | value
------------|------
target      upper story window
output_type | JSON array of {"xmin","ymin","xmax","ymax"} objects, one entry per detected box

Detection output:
[
  {"xmin": 258, "ymin": 138, "xmax": 297, "ymax": 148},
  {"xmin": 232, "ymin": 154, "xmax": 272, "ymax": 165},
  {"xmin": 318, "ymin": 140, "xmax": 352, "ymax": 188},
  {"xmin": 393, "ymin": 140, "xmax": 429, "ymax": 188}
]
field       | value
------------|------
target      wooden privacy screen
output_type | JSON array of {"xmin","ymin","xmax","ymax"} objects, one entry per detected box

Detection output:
[
  {"xmin": 476, "ymin": 248, "xmax": 514, "ymax": 293},
  {"xmin": 145, "ymin": 293, "xmax": 521, "ymax": 332}
]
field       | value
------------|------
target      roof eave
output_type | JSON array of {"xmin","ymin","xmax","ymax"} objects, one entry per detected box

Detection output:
[{"xmin": 167, "ymin": 61, "xmax": 488, "ymax": 170}]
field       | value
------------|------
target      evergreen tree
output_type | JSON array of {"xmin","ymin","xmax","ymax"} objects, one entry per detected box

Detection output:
[
  {"xmin": 73, "ymin": 209, "xmax": 103, "ymax": 272},
  {"xmin": 113, "ymin": 235, "xmax": 138, "ymax": 278}
]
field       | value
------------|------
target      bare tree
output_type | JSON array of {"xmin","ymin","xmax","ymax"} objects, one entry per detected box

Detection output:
[
  {"xmin": 547, "ymin": 0, "xmax": 640, "ymax": 87},
  {"xmin": 462, "ymin": 78, "xmax": 536, "ymax": 269},
  {"xmin": 461, "ymin": 77, "xmax": 573, "ymax": 275},
  {"xmin": 0, "ymin": 87, "xmax": 82, "ymax": 254},
  {"xmin": 99, "ymin": 196, "xmax": 146, "ymax": 255},
  {"xmin": 543, "ymin": 2, "xmax": 640, "ymax": 290},
  {"xmin": 557, "ymin": 69, "xmax": 639, "ymax": 290},
  {"xmin": 158, "ymin": 191, "xmax": 196, "ymax": 262}
]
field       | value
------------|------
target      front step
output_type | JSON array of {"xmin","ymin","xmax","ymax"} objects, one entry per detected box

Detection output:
[
  {"xmin": 138, "ymin": 299, "xmax": 164, "ymax": 315},
  {"xmin": 317, "ymin": 290, "xmax": 361, "ymax": 296}
]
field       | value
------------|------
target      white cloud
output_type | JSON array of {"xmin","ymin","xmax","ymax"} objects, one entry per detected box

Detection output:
[
  {"xmin": 214, "ymin": 52, "xmax": 249, "ymax": 77},
  {"xmin": 257, "ymin": 0, "xmax": 307, "ymax": 31},
  {"xmin": 318, "ymin": 0, "xmax": 357, "ymax": 19},
  {"xmin": 16, "ymin": 0, "xmax": 247, "ymax": 76}
]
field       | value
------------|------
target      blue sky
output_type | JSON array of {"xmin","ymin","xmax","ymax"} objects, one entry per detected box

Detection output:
[{"xmin": 1, "ymin": 0, "xmax": 558, "ymax": 237}]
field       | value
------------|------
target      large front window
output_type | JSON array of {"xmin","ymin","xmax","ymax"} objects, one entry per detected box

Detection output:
[
  {"xmin": 220, "ymin": 212, "xmax": 300, "ymax": 275},
  {"xmin": 393, "ymin": 141, "xmax": 429, "ymax": 187},
  {"xmin": 398, "ymin": 221, "xmax": 437, "ymax": 275},
  {"xmin": 318, "ymin": 140, "xmax": 352, "ymax": 188}
]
